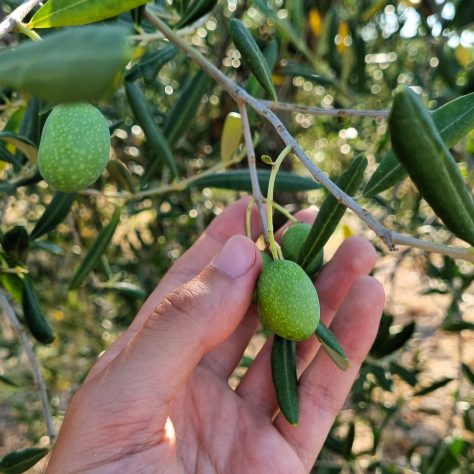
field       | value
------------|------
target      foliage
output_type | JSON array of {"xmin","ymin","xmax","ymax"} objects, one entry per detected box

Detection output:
[{"xmin": 0, "ymin": 0, "xmax": 473, "ymax": 472}]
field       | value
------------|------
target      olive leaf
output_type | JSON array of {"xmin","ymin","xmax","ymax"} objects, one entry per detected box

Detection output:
[
  {"xmin": 29, "ymin": 0, "xmax": 150, "ymax": 28},
  {"xmin": 220, "ymin": 112, "xmax": 242, "ymax": 164},
  {"xmin": 0, "ymin": 25, "xmax": 132, "ymax": 104},
  {"xmin": 69, "ymin": 208, "xmax": 121, "ymax": 290},
  {"xmin": 30, "ymin": 192, "xmax": 76, "ymax": 240},
  {"xmin": 0, "ymin": 447, "xmax": 49, "ymax": 474},
  {"xmin": 0, "ymin": 132, "xmax": 37, "ymax": 162},
  {"xmin": 175, "ymin": 0, "xmax": 219, "ymax": 29},
  {"xmin": 315, "ymin": 321, "xmax": 350, "ymax": 371}
]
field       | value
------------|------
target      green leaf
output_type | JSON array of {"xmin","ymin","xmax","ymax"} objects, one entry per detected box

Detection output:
[
  {"xmin": 343, "ymin": 422, "xmax": 355, "ymax": 460},
  {"xmin": 97, "ymin": 281, "xmax": 146, "ymax": 299},
  {"xmin": 427, "ymin": 438, "xmax": 465, "ymax": 474},
  {"xmin": 29, "ymin": 0, "xmax": 150, "ymax": 28},
  {"xmin": 388, "ymin": 86, "xmax": 474, "ymax": 245},
  {"xmin": 229, "ymin": 18, "xmax": 277, "ymax": 101},
  {"xmin": 271, "ymin": 335, "xmax": 299, "ymax": 425},
  {"xmin": 22, "ymin": 275, "xmax": 55, "ymax": 344},
  {"xmin": 124, "ymin": 81, "xmax": 178, "ymax": 180},
  {"xmin": 414, "ymin": 377, "xmax": 453, "ymax": 396},
  {"xmin": 0, "ymin": 375, "xmax": 20, "ymax": 389},
  {"xmin": 2, "ymin": 226, "xmax": 29, "ymax": 263},
  {"xmin": 461, "ymin": 363, "xmax": 474, "ymax": 385},
  {"xmin": 315, "ymin": 321, "xmax": 349, "ymax": 370},
  {"xmin": 220, "ymin": 112, "xmax": 242, "ymax": 164},
  {"xmin": 163, "ymin": 69, "xmax": 213, "ymax": 148},
  {"xmin": 0, "ymin": 132, "xmax": 37, "ymax": 162},
  {"xmin": 389, "ymin": 361, "xmax": 418, "ymax": 386},
  {"xmin": 0, "ymin": 25, "xmax": 132, "ymax": 104},
  {"xmin": 370, "ymin": 322, "xmax": 415, "ymax": 358},
  {"xmin": 175, "ymin": 0, "xmax": 218, "ymax": 29},
  {"xmin": 125, "ymin": 44, "xmax": 177, "ymax": 83},
  {"xmin": 69, "ymin": 208, "xmax": 121, "ymax": 290},
  {"xmin": 279, "ymin": 62, "xmax": 335, "ymax": 87},
  {"xmin": 0, "ymin": 447, "xmax": 49, "ymax": 474},
  {"xmin": 363, "ymin": 92, "xmax": 474, "ymax": 197},
  {"xmin": 299, "ymin": 155, "xmax": 367, "ymax": 269},
  {"xmin": 30, "ymin": 192, "xmax": 76, "ymax": 240},
  {"xmin": 190, "ymin": 169, "xmax": 321, "ymax": 193},
  {"xmin": 247, "ymin": 39, "xmax": 279, "ymax": 98}
]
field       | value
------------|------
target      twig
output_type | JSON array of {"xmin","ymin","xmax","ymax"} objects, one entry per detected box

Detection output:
[
  {"xmin": 238, "ymin": 103, "xmax": 268, "ymax": 239},
  {"xmin": 0, "ymin": 0, "xmax": 43, "ymax": 39},
  {"xmin": 0, "ymin": 291, "xmax": 56, "ymax": 442},
  {"xmin": 143, "ymin": 9, "xmax": 396, "ymax": 251},
  {"xmin": 260, "ymin": 100, "xmax": 389, "ymax": 118},
  {"xmin": 391, "ymin": 232, "xmax": 474, "ymax": 263}
]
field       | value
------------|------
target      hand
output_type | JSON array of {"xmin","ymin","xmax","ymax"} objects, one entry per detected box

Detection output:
[{"xmin": 47, "ymin": 198, "xmax": 384, "ymax": 473}]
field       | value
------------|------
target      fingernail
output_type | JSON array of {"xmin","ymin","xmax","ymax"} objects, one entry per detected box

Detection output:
[{"xmin": 212, "ymin": 235, "xmax": 256, "ymax": 278}]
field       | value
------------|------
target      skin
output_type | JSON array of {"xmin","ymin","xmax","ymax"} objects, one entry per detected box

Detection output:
[{"xmin": 47, "ymin": 198, "xmax": 384, "ymax": 474}]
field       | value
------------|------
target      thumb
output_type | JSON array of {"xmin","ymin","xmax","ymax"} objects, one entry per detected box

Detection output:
[{"xmin": 103, "ymin": 235, "xmax": 260, "ymax": 403}]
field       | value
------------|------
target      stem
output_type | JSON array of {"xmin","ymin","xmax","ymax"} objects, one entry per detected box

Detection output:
[
  {"xmin": 238, "ymin": 103, "xmax": 268, "ymax": 240},
  {"xmin": 266, "ymin": 145, "xmax": 293, "ymax": 260},
  {"xmin": 15, "ymin": 21, "xmax": 41, "ymax": 41},
  {"xmin": 260, "ymin": 100, "xmax": 389, "ymax": 118},
  {"xmin": 0, "ymin": 291, "xmax": 56, "ymax": 442},
  {"xmin": 269, "ymin": 201, "xmax": 298, "ymax": 223},
  {"xmin": 391, "ymin": 232, "xmax": 474, "ymax": 263},
  {"xmin": 0, "ymin": 0, "xmax": 43, "ymax": 39}
]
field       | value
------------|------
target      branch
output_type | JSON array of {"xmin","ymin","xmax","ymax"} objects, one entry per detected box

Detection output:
[
  {"xmin": 0, "ymin": 291, "xmax": 56, "ymax": 442},
  {"xmin": 0, "ymin": 0, "xmax": 42, "ymax": 39},
  {"xmin": 391, "ymin": 232, "xmax": 474, "ymax": 263},
  {"xmin": 141, "ymin": 9, "xmax": 395, "ymax": 250},
  {"xmin": 238, "ymin": 103, "xmax": 268, "ymax": 239},
  {"xmin": 260, "ymin": 100, "xmax": 389, "ymax": 118}
]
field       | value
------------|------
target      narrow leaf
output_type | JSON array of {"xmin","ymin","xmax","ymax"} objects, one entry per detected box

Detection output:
[
  {"xmin": 22, "ymin": 275, "xmax": 55, "ymax": 344},
  {"xmin": 69, "ymin": 208, "xmax": 121, "ymax": 289},
  {"xmin": 190, "ymin": 169, "xmax": 321, "ymax": 193},
  {"xmin": 125, "ymin": 81, "xmax": 178, "ymax": 179},
  {"xmin": 414, "ymin": 377, "xmax": 453, "ymax": 396},
  {"xmin": 315, "ymin": 321, "xmax": 350, "ymax": 370},
  {"xmin": 175, "ymin": 0, "xmax": 218, "ymax": 29},
  {"xmin": 30, "ymin": 192, "xmax": 76, "ymax": 240},
  {"xmin": 29, "ymin": 0, "xmax": 150, "ymax": 28},
  {"xmin": 229, "ymin": 18, "xmax": 277, "ymax": 101},
  {"xmin": 364, "ymin": 91, "xmax": 474, "ymax": 197},
  {"xmin": 388, "ymin": 86, "xmax": 474, "ymax": 245},
  {"xmin": 220, "ymin": 112, "xmax": 242, "ymax": 163},
  {"xmin": 271, "ymin": 335, "xmax": 299, "ymax": 425},
  {"xmin": 163, "ymin": 69, "xmax": 213, "ymax": 148},
  {"xmin": 0, "ymin": 132, "xmax": 37, "ymax": 162},
  {"xmin": 0, "ymin": 447, "xmax": 49, "ymax": 474},
  {"xmin": 125, "ymin": 45, "xmax": 177, "ymax": 83},
  {"xmin": 0, "ymin": 25, "xmax": 132, "ymax": 104},
  {"xmin": 299, "ymin": 155, "xmax": 367, "ymax": 269}
]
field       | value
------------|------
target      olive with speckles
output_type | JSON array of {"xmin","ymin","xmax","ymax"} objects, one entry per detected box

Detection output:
[
  {"xmin": 281, "ymin": 223, "xmax": 323, "ymax": 275},
  {"xmin": 38, "ymin": 103, "xmax": 110, "ymax": 192},
  {"xmin": 257, "ymin": 259, "xmax": 320, "ymax": 341}
]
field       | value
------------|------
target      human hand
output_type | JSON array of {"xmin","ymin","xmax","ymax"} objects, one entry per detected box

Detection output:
[{"xmin": 47, "ymin": 198, "xmax": 384, "ymax": 473}]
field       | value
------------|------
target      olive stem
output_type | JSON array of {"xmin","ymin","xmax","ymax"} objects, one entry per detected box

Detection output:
[
  {"xmin": 259, "ymin": 100, "xmax": 389, "ymax": 118},
  {"xmin": 239, "ymin": 103, "xmax": 268, "ymax": 240},
  {"xmin": 267, "ymin": 145, "xmax": 293, "ymax": 260},
  {"xmin": 0, "ymin": 0, "xmax": 43, "ymax": 39},
  {"xmin": 0, "ymin": 291, "xmax": 56, "ymax": 443},
  {"xmin": 15, "ymin": 21, "xmax": 41, "ymax": 41},
  {"xmin": 268, "ymin": 201, "xmax": 298, "ymax": 223}
]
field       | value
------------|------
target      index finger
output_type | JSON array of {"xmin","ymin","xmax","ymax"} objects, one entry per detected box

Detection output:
[{"xmin": 86, "ymin": 197, "xmax": 264, "ymax": 382}]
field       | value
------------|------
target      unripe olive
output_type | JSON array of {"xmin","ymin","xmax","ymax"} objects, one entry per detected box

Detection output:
[
  {"xmin": 38, "ymin": 103, "xmax": 110, "ymax": 192},
  {"xmin": 257, "ymin": 259, "xmax": 320, "ymax": 341}
]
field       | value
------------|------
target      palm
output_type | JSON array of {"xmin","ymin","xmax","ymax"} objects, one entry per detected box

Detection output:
[{"xmin": 171, "ymin": 361, "xmax": 305, "ymax": 473}]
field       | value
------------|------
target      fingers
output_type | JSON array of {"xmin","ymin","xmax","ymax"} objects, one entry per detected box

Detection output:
[
  {"xmin": 275, "ymin": 276, "xmax": 385, "ymax": 471},
  {"xmin": 92, "ymin": 236, "xmax": 261, "ymax": 423},
  {"xmin": 86, "ymin": 197, "xmax": 263, "ymax": 381},
  {"xmin": 236, "ymin": 237, "xmax": 377, "ymax": 414}
]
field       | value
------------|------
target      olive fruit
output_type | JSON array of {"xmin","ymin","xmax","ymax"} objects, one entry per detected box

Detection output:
[
  {"xmin": 37, "ymin": 103, "xmax": 110, "ymax": 192},
  {"xmin": 257, "ymin": 259, "xmax": 320, "ymax": 341},
  {"xmin": 281, "ymin": 223, "xmax": 323, "ymax": 275}
]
